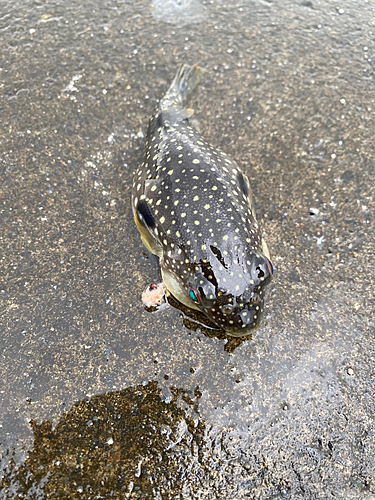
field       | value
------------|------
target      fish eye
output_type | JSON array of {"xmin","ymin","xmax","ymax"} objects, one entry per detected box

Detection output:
[
  {"xmin": 267, "ymin": 259, "xmax": 274, "ymax": 275},
  {"xmin": 237, "ymin": 172, "xmax": 250, "ymax": 197},
  {"xmin": 136, "ymin": 200, "xmax": 156, "ymax": 229},
  {"xmin": 188, "ymin": 288, "xmax": 200, "ymax": 304}
]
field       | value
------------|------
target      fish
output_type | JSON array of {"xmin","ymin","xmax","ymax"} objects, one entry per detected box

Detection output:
[{"xmin": 132, "ymin": 64, "xmax": 273, "ymax": 336}]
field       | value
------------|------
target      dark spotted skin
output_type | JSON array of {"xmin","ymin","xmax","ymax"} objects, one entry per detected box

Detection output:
[{"xmin": 132, "ymin": 64, "xmax": 273, "ymax": 336}]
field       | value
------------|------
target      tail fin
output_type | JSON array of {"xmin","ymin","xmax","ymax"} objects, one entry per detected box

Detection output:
[
  {"xmin": 171, "ymin": 63, "xmax": 204, "ymax": 104},
  {"xmin": 160, "ymin": 64, "xmax": 203, "ymax": 112}
]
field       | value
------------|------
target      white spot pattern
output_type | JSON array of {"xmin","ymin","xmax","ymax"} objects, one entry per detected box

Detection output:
[{"xmin": 131, "ymin": 65, "xmax": 270, "ymax": 334}]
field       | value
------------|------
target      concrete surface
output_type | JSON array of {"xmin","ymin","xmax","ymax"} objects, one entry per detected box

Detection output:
[{"xmin": 0, "ymin": 0, "xmax": 374, "ymax": 498}]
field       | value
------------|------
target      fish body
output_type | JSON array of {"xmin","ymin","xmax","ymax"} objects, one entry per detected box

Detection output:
[{"xmin": 132, "ymin": 64, "xmax": 273, "ymax": 336}]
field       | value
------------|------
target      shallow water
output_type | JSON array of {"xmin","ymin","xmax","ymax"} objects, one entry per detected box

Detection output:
[{"xmin": 1, "ymin": 0, "xmax": 374, "ymax": 498}]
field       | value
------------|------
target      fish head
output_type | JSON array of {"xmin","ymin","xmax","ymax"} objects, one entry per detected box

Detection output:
[{"xmin": 161, "ymin": 242, "xmax": 273, "ymax": 336}]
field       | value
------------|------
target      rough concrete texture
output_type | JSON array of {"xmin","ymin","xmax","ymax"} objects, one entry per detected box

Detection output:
[{"xmin": 1, "ymin": 0, "xmax": 374, "ymax": 498}]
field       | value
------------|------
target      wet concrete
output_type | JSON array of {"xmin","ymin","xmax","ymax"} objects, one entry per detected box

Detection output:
[{"xmin": 0, "ymin": 0, "xmax": 374, "ymax": 498}]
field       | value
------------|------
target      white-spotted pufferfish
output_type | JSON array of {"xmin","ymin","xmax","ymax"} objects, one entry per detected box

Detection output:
[{"xmin": 132, "ymin": 64, "xmax": 273, "ymax": 336}]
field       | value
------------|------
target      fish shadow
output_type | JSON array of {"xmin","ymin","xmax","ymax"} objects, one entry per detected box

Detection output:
[{"xmin": 166, "ymin": 295, "xmax": 252, "ymax": 353}]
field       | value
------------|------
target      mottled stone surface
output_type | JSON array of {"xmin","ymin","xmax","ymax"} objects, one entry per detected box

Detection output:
[{"xmin": 0, "ymin": 0, "xmax": 374, "ymax": 498}]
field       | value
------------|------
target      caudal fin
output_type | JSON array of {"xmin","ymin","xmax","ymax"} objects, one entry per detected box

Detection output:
[
  {"xmin": 160, "ymin": 64, "xmax": 203, "ymax": 111},
  {"xmin": 171, "ymin": 63, "xmax": 204, "ymax": 103}
]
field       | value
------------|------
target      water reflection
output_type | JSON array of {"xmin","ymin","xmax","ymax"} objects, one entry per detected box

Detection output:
[
  {"xmin": 152, "ymin": 0, "xmax": 207, "ymax": 27},
  {"xmin": 166, "ymin": 295, "xmax": 249, "ymax": 352},
  {"xmin": 1, "ymin": 382, "xmax": 204, "ymax": 498}
]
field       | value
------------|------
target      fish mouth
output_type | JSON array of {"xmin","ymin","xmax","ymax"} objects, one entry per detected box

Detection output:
[
  {"xmin": 224, "ymin": 318, "xmax": 262, "ymax": 337},
  {"xmin": 201, "ymin": 300, "xmax": 264, "ymax": 337}
]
